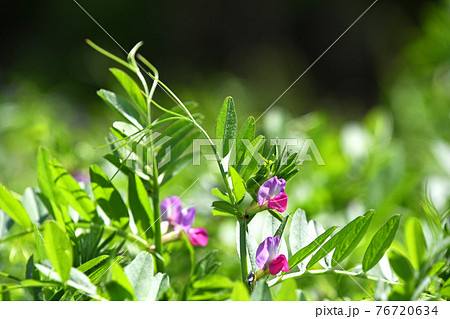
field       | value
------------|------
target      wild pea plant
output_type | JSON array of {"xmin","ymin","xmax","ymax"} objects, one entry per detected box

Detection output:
[{"xmin": 0, "ymin": 41, "xmax": 448, "ymax": 301}]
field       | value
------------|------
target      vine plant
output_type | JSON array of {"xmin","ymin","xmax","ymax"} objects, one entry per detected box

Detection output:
[{"xmin": 0, "ymin": 41, "xmax": 448, "ymax": 301}]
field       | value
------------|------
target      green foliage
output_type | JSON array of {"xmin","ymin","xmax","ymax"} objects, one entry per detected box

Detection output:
[
  {"xmin": 124, "ymin": 252, "xmax": 168, "ymax": 301},
  {"xmin": 288, "ymin": 226, "xmax": 337, "ymax": 270},
  {"xmin": 216, "ymin": 96, "xmax": 237, "ymax": 157},
  {"xmin": 229, "ymin": 167, "xmax": 246, "ymax": 203},
  {"xmin": 363, "ymin": 215, "xmax": 401, "ymax": 272},
  {"xmin": 231, "ymin": 281, "xmax": 251, "ymax": 301},
  {"xmin": 2, "ymin": 16, "xmax": 449, "ymax": 301},
  {"xmin": 43, "ymin": 221, "xmax": 73, "ymax": 283},
  {"xmin": 128, "ymin": 174, "xmax": 154, "ymax": 238},
  {"xmin": 404, "ymin": 217, "xmax": 427, "ymax": 270},
  {"xmin": 89, "ymin": 165, "xmax": 129, "ymax": 228},
  {"xmin": 0, "ymin": 183, "xmax": 32, "ymax": 229},
  {"xmin": 331, "ymin": 211, "xmax": 374, "ymax": 266}
]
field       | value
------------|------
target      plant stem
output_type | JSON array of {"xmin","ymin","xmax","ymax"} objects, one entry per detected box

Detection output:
[
  {"xmin": 151, "ymin": 152, "xmax": 164, "ymax": 273},
  {"xmin": 267, "ymin": 269, "xmax": 402, "ymax": 287},
  {"xmin": 238, "ymin": 218, "xmax": 248, "ymax": 284}
]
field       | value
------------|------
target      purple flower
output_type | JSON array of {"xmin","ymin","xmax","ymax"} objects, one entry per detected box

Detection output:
[
  {"xmin": 257, "ymin": 177, "xmax": 288, "ymax": 213},
  {"xmin": 255, "ymin": 236, "xmax": 289, "ymax": 275},
  {"xmin": 160, "ymin": 196, "xmax": 208, "ymax": 246},
  {"xmin": 160, "ymin": 196, "xmax": 182, "ymax": 225}
]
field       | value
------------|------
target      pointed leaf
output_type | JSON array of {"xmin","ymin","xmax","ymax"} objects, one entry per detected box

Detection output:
[
  {"xmin": 110, "ymin": 68, "xmax": 147, "ymax": 113},
  {"xmin": 0, "ymin": 183, "xmax": 32, "ymax": 228},
  {"xmin": 77, "ymin": 255, "xmax": 109, "ymax": 273},
  {"xmin": 331, "ymin": 211, "xmax": 374, "ymax": 266},
  {"xmin": 216, "ymin": 96, "xmax": 237, "ymax": 157},
  {"xmin": 288, "ymin": 226, "xmax": 337, "ymax": 269},
  {"xmin": 128, "ymin": 174, "xmax": 153, "ymax": 238},
  {"xmin": 307, "ymin": 214, "xmax": 365, "ymax": 269},
  {"xmin": 234, "ymin": 116, "xmax": 256, "ymax": 167},
  {"xmin": 43, "ymin": 221, "xmax": 73, "ymax": 283},
  {"xmin": 229, "ymin": 167, "xmax": 246, "ymax": 202},
  {"xmin": 49, "ymin": 159, "xmax": 97, "ymax": 221},
  {"xmin": 251, "ymin": 281, "xmax": 272, "ymax": 301},
  {"xmin": 387, "ymin": 250, "xmax": 414, "ymax": 283},
  {"xmin": 124, "ymin": 252, "xmax": 154, "ymax": 301},
  {"xmin": 98, "ymin": 89, "xmax": 143, "ymax": 129},
  {"xmin": 90, "ymin": 165, "xmax": 129, "ymax": 228},
  {"xmin": 289, "ymin": 209, "xmax": 309, "ymax": 270},
  {"xmin": 405, "ymin": 217, "xmax": 427, "ymax": 270},
  {"xmin": 362, "ymin": 215, "xmax": 401, "ymax": 272}
]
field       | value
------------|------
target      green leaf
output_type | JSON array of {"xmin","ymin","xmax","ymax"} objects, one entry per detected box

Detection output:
[
  {"xmin": 21, "ymin": 188, "xmax": 48, "ymax": 225},
  {"xmin": 37, "ymin": 147, "xmax": 59, "ymax": 205},
  {"xmin": 147, "ymin": 273, "xmax": 169, "ymax": 301},
  {"xmin": 192, "ymin": 274, "xmax": 234, "ymax": 290},
  {"xmin": 288, "ymin": 226, "xmax": 337, "ymax": 269},
  {"xmin": 404, "ymin": 217, "xmax": 427, "ymax": 270},
  {"xmin": 307, "ymin": 214, "xmax": 365, "ymax": 269},
  {"xmin": 128, "ymin": 174, "xmax": 153, "ymax": 239},
  {"xmin": 211, "ymin": 200, "xmax": 236, "ymax": 216},
  {"xmin": 362, "ymin": 215, "xmax": 401, "ymax": 272},
  {"xmin": 231, "ymin": 281, "xmax": 250, "ymax": 301},
  {"xmin": 43, "ymin": 221, "xmax": 73, "ymax": 283},
  {"xmin": 289, "ymin": 209, "xmax": 309, "ymax": 269},
  {"xmin": 0, "ymin": 183, "xmax": 32, "ymax": 228},
  {"xmin": 274, "ymin": 278, "xmax": 297, "ymax": 301},
  {"xmin": 246, "ymin": 229, "xmax": 259, "ymax": 273},
  {"xmin": 216, "ymin": 96, "xmax": 237, "ymax": 157},
  {"xmin": 37, "ymin": 148, "xmax": 71, "ymax": 225},
  {"xmin": 88, "ymin": 256, "xmax": 123, "ymax": 284},
  {"xmin": 98, "ymin": 89, "xmax": 143, "ymax": 129},
  {"xmin": 211, "ymin": 188, "xmax": 230, "ymax": 202},
  {"xmin": 158, "ymin": 130, "xmax": 201, "ymax": 174},
  {"xmin": 233, "ymin": 116, "xmax": 256, "ymax": 167},
  {"xmin": 241, "ymin": 135, "xmax": 265, "ymax": 181},
  {"xmin": 274, "ymin": 214, "xmax": 289, "ymax": 238},
  {"xmin": 110, "ymin": 263, "xmax": 135, "ymax": 300},
  {"xmin": 124, "ymin": 252, "xmax": 154, "ymax": 301},
  {"xmin": 331, "ymin": 211, "xmax": 374, "ymax": 266},
  {"xmin": 229, "ymin": 167, "xmax": 246, "ymax": 202},
  {"xmin": 35, "ymin": 263, "xmax": 99, "ymax": 299},
  {"xmin": 387, "ymin": 250, "xmax": 414, "ymax": 283},
  {"xmin": 0, "ymin": 272, "xmax": 20, "ymax": 282},
  {"xmin": 110, "ymin": 68, "xmax": 147, "ymax": 113},
  {"xmin": 33, "ymin": 225, "xmax": 46, "ymax": 261},
  {"xmin": 77, "ymin": 255, "xmax": 109, "ymax": 273},
  {"xmin": 268, "ymin": 209, "xmax": 283, "ymax": 222},
  {"xmin": 49, "ymin": 159, "xmax": 97, "ymax": 221},
  {"xmin": 90, "ymin": 165, "xmax": 129, "ymax": 228},
  {"xmin": 440, "ymin": 277, "xmax": 450, "ymax": 299},
  {"xmin": 251, "ymin": 281, "xmax": 272, "ymax": 301}
]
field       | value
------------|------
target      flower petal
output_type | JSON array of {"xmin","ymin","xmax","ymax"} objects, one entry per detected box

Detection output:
[
  {"xmin": 257, "ymin": 177, "xmax": 286, "ymax": 206},
  {"xmin": 175, "ymin": 207, "xmax": 196, "ymax": 233},
  {"xmin": 269, "ymin": 254, "xmax": 289, "ymax": 275},
  {"xmin": 160, "ymin": 196, "xmax": 182, "ymax": 223},
  {"xmin": 255, "ymin": 236, "xmax": 280, "ymax": 270},
  {"xmin": 188, "ymin": 227, "xmax": 208, "ymax": 246},
  {"xmin": 268, "ymin": 192, "xmax": 288, "ymax": 212}
]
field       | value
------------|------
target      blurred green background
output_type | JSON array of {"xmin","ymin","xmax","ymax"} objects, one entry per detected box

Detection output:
[{"xmin": 0, "ymin": 0, "xmax": 449, "ymax": 299}]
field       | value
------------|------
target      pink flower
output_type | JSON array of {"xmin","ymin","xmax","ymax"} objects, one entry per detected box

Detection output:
[
  {"xmin": 257, "ymin": 177, "xmax": 288, "ymax": 213},
  {"xmin": 188, "ymin": 228, "xmax": 209, "ymax": 246},
  {"xmin": 255, "ymin": 236, "xmax": 289, "ymax": 275},
  {"xmin": 160, "ymin": 196, "xmax": 208, "ymax": 246}
]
